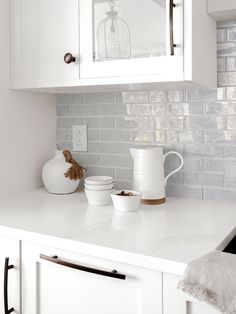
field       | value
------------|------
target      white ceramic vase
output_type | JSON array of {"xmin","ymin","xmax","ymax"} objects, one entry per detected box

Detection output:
[{"xmin": 42, "ymin": 150, "xmax": 80, "ymax": 194}]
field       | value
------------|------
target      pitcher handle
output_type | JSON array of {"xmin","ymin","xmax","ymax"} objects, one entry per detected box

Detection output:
[{"xmin": 164, "ymin": 151, "xmax": 184, "ymax": 186}]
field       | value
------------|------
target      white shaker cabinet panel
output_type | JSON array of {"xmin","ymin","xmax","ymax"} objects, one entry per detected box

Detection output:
[
  {"xmin": 22, "ymin": 242, "xmax": 162, "ymax": 314},
  {"xmin": 10, "ymin": 0, "xmax": 79, "ymax": 89},
  {"xmin": 163, "ymin": 273, "xmax": 221, "ymax": 314},
  {"xmin": 0, "ymin": 236, "xmax": 20, "ymax": 314}
]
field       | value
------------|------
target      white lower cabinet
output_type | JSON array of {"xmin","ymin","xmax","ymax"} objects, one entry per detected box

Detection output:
[
  {"xmin": 22, "ymin": 242, "xmax": 162, "ymax": 314},
  {"xmin": 163, "ymin": 273, "xmax": 221, "ymax": 314},
  {"xmin": 0, "ymin": 236, "xmax": 20, "ymax": 314}
]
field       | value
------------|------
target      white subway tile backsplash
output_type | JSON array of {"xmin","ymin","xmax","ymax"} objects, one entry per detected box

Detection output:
[
  {"xmin": 226, "ymin": 87, "xmax": 236, "ymax": 100},
  {"xmin": 86, "ymin": 167, "xmax": 114, "ymax": 177},
  {"xmin": 217, "ymin": 28, "xmax": 227, "ymax": 42},
  {"xmin": 226, "ymin": 57, "xmax": 236, "ymax": 71},
  {"xmin": 167, "ymin": 117, "xmax": 184, "ymax": 129},
  {"xmin": 84, "ymin": 92, "xmax": 114, "ymax": 104},
  {"xmin": 114, "ymin": 181, "xmax": 132, "ymax": 190},
  {"xmin": 217, "ymin": 42, "xmax": 236, "ymax": 57},
  {"xmin": 166, "ymin": 184, "xmax": 203, "ymax": 200},
  {"xmin": 218, "ymin": 71, "xmax": 236, "ymax": 86},
  {"xmin": 224, "ymin": 146, "xmax": 236, "ymax": 158},
  {"xmin": 227, "ymin": 116, "xmax": 236, "ymax": 129},
  {"xmin": 151, "ymin": 104, "xmax": 166, "ymax": 116},
  {"xmin": 204, "ymin": 187, "xmax": 236, "ymax": 202},
  {"xmin": 57, "ymin": 105, "xmax": 69, "ymax": 116},
  {"xmin": 57, "ymin": 117, "xmax": 84, "ymax": 128},
  {"xmin": 122, "ymin": 91, "xmax": 149, "ymax": 103},
  {"xmin": 56, "ymin": 94, "xmax": 83, "ymax": 105},
  {"xmin": 168, "ymin": 103, "xmax": 203, "ymax": 116},
  {"xmin": 167, "ymin": 90, "xmax": 184, "ymax": 102},
  {"xmin": 57, "ymin": 129, "xmax": 72, "ymax": 141},
  {"xmin": 228, "ymin": 27, "xmax": 236, "ymax": 41},
  {"xmin": 56, "ymin": 22, "xmax": 236, "ymax": 202},
  {"xmin": 150, "ymin": 91, "xmax": 167, "ymax": 102},
  {"xmin": 217, "ymin": 87, "xmax": 226, "ymax": 100},
  {"xmin": 115, "ymin": 168, "xmax": 133, "ymax": 181},
  {"xmin": 217, "ymin": 58, "xmax": 226, "ymax": 72},
  {"xmin": 204, "ymin": 102, "xmax": 236, "ymax": 115},
  {"xmin": 88, "ymin": 142, "xmax": 115, "ymax": 154},
  {"xmin": 184, "ymin": 172, "xmax": 223, "ymax": 187},
  {"xmin": 57, "ymin": 141, "xmax": 73, "ymax": 151},
  {"xmin": 205, "ymin": 130, "xmax": 236, "ymax": 143},
  {"xmin": 88, "ymin": 129, "xmax": 99, "ymax": 141},
  {"xmin": 167, "ymin": 130, "xmax": 202, "ymax": 143},
  {"xmin": 99, "ymin": 155, "xmax": 130, "ymax": 168},
  {"xmin": 184, "ymin": 144, "xmax": 224, "ymax": 158},
  {"xmin": 131, "ymin": 130, "xmax": 155, "ymax": 142},
  {"xmin": 224, "ymin": 174, "xmax": 236, "ymax": 188},
  {"xmin": 69, "ymin": 104, "xmax": 99, "ymax": 116},
  {"xmin": 185, "ymin": 89, "xmax": 217, "ymax": 102},
  {"xmin": 186, "ymin": 116, "xmax": 226, "ymax": 130},
  {"xmin": 131, "ymin": 104, "xmax": 153, "ymax": 116},
  {"xmin": 100, "ymin": 129, "xmax": 130, "ymax": 142},
  {"xmin": 85, "ymin": 117, "xmax": 115, "ymax": 129},
  {"xmin": 74, "ymin": 154, "xmax": 99, "ymax": 167},
  {"xmin": 100, "ymin": 104, "xmax": 130, "ymax": 116}
]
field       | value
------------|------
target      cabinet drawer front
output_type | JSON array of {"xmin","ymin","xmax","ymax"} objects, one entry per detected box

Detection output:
[{"xmin": 22, "ymin": 242, "xmax": 162, "ymax": 314}]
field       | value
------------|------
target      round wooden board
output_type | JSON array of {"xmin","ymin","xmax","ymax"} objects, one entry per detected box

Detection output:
[{"xmin": 141, "ymin": 198, "xmax": 166, "ymax": 205}]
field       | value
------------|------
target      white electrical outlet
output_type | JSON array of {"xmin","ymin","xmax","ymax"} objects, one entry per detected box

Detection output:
[{"xmin": 72, "ymin": 125, "xmax": 87, "ymax": 152}]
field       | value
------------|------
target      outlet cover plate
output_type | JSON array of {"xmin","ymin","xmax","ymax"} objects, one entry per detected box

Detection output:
[{"xmin": 72, "ymin": 125, "xmax": 87, "ymax": 152}]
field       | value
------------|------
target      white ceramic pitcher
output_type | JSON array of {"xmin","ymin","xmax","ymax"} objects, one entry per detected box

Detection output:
[{"xmin": 130, "ymin": 148, "xmax": 184, "ymax": 205}]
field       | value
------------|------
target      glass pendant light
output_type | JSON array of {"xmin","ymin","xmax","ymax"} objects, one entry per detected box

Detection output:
[{"xmin": 96, "ymin": 0, "xmax": 131, "ymax": 61}]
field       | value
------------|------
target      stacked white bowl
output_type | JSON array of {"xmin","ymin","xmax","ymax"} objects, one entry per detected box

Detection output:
[{"xmin": 84, "ymin": 176, "xmax": 114, "ymax": 206}]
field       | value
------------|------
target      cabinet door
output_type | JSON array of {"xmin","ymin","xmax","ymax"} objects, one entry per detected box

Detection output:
[
  {"xmin": 163, "ymin": 273, "xmax": 221, "ymax": 314},
  {"xmin": 80, "ymin": 0, "xmax": 183, "ymax": 81},
  {"xmin": 0, "ymin": 236, "xmax": 20, "ymax": 314},
  {"xmin": 22, "ymin": 242, "xmax": 162, "ymax": 314},
  {"xmin": 10, "ymin": 0, "xmax": 79, "ymax": 89}
]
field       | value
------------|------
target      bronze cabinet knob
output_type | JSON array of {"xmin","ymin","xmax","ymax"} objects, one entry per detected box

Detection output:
[{"xmin": 64, "ymin": 53, "xmax": 76, "ymax": 64}]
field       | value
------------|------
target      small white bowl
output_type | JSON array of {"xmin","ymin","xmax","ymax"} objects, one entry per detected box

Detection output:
[
  {"xmin": 111, "ymin": 190, "xmax": 142, "ymax": 212},
  {"xmin": 84, "ymin": 189, "xmax": 113, "ymax": 206},
  {"xmin": 84, "ymin": 183, "xmax": 114, "ymax": 191},
  {"xmin": 85, "ymin": 176, "xmax": 113, "ymax": 185}
]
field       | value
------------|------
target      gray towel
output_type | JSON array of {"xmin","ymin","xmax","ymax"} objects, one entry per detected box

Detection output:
[{"xmin": 178, "ymin": 250, "xmax": 236, "ymax": 314}]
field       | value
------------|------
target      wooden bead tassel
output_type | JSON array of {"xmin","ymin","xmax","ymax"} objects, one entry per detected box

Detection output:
[{"xmin": 63, "ymin": 150, "xmax": 86, "ymax": 180}]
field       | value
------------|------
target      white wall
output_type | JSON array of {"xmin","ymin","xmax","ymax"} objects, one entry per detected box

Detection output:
[{"xmin": 0, "ymin": 0, "xmax": 56, "ymax": 196}]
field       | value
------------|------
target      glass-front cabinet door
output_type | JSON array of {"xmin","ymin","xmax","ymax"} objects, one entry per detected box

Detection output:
[{"xmin": 80, "ymin": 0, "xmax": 183, "ymax": 81}]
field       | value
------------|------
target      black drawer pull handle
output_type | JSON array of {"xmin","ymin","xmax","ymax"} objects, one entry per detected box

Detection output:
[
  {"xmin": 4, "ymin": 258, "xmax": 14, "ymax": 314},
  {"xmin": 40, "ymin": 254, "xmax": 126, "ymax": 280},
  {"xmin": 169, "ymin": 0, "xmax": 176, "ymax": 55}
]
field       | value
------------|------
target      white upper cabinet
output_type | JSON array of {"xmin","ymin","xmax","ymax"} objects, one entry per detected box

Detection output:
[
  {"xmin": 10, "ymin": 0, "xmax": 217, "ymax": 90},
  {"xmin": 208, "ymin": 0, "xmax": 236, "ymax": 21},
  {"xmin": 10, "ymin": 0, "xmax": 79, "ymax": 89},
  {"xmin": 80, "ymin": 0, "xmax": 183, "ymax": 81}
]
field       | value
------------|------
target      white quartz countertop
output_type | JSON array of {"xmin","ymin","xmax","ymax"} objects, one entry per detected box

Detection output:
[{"xmin": 0, "ymin": 188, "xmax": 235, "ymax": 275}]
